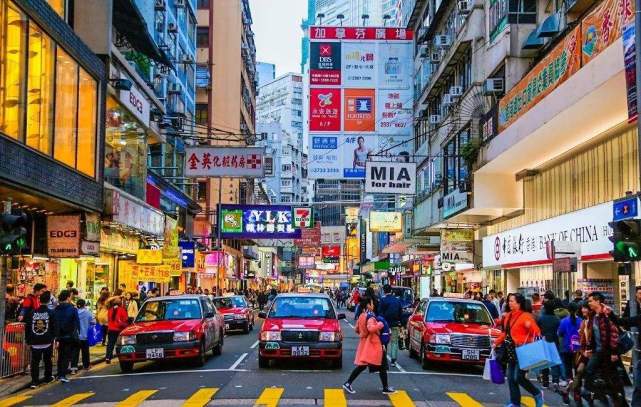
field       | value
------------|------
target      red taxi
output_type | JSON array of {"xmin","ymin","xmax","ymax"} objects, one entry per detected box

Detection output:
[
  {"xmin": 258, "ymin": 293, "xmax": 345, "ymax": 369},
  {"xmin": 212, "ymin": 295, "xmax": 255, "ymax": 334},
  {"xmin": 407, "ymin": 297, "xmax": 500, "ymax": 369},
  {"xmin": 116, "ymin": 295, "xmax": 224, "ymax": 372}
]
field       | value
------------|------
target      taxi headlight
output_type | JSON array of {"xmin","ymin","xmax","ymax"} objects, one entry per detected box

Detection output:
[
  {"xmin": 119, "ymin": 335, "xmax": 136, "ymax": 345},
  {"xmin": 431, "ymin": 334, "xmax": 451, "ymax": 344},
  {"xmin": 260, "ymin": 331, "xmax": 281, "ymax": 341},
  {"xmin": 173, "ymin": 331, "xmax": 196, "ymax": 342}
]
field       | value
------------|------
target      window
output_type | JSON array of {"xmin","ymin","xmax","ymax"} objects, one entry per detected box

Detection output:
[
  {"xmin": 281, "ymin": 179, "xmax": 291, "ymax": 187},
  {"xmin": 76, "ymin": 68, "xmax": 97, "ymax": 177},
  {"xmin": 197, "ymin": 181, "xmax": 207, "ymax": 201},
  {"xmin": 196, "ymin": 27, "xmax": 209, "ymax": 48},
  {"xmin": 45, "ymin": 0, "xmax": 65, "ymax": 19},
  {"xmin": 197, "ymin": 0, "xmax": 210, "ymax": 9},
  {"xmin": 0, "ymin": 1, "xmax": 26, "ymax": 140},
  {"xmin": 443, "ymin": 128, "xmax": 470, "ymax": 194},
  {"xmin": 490, "ymin": 0, "xmax": 536, "ymax": 40},
  {"xmin": 53, "ymin": 48, "xmax": 78, "ymax": 168},
  {"xmin": 26, "ymin": 22, "xmax": 54, "ymax": 155},
  {"xmin": 282, "ymin": 164, "xmax": 292, "ymax": 172},
  {"xmin": 195, "ymin": 103, "xmax": 208, "ymax": 125}
]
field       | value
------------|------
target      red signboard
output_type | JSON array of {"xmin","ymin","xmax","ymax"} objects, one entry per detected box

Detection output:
[
  {"xmin": 322, "ymin": 244, "xmax": 341, "ymax": 258},
  {"xmin": 310, "ymin": 88, "xmax": 341, "ymax": 131},
  {"xmin": 310, "ymin": 26, "xmax": 413, "ymax": 41},
  {"xmin": 294, "ymin": 222, "xmax": 321, "ymax": 250}
]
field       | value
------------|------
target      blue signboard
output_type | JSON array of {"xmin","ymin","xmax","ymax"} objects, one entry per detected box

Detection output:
[
  {"xmin": 613, "ymin": 196, "xmax": 638, "ymax": 221},
  {"xmin": 220, "ymin": 204, "xmax": 302, "ymax": 239},
  {"xmin": 312, "ymin": 136, "xmax": 338, "ymax": 149},
  {"xmin": 179, "ymin": 241, "xmax": 195, "ymax": 268}
]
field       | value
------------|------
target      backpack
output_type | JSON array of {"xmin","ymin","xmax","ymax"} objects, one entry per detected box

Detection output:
[{"xmin": 374, "ymin": 314, "xmax": 391, "ymax": 346}]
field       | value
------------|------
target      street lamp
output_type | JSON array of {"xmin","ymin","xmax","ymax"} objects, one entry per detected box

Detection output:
[
  {"xmin": 361, "ymin": 14, "xmax": 369, "ymax": 26},
  {"xmin": 336, "ymin": 14, "xmax": 345, "ymax": 26},
  {"xmin": 316, "ymin": 13, "xmax": 325, "ymax": 25},
  {"xmin": 383, "ymin": 14, "xmax": 391, "ymax": 27}
]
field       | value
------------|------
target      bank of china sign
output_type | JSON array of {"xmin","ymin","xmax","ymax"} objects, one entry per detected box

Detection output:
[
  {"xmin": 482, "ymin": 201, "xmax": 614, "ymax": 267},
  {"xmin": 365, "ymin": 162, "xmax": 416, "ymax": 194}
]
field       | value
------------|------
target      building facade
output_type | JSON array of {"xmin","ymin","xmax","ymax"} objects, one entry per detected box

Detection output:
[{"xmin": 256, "ymin": 61, "xmax": 276, "ymax": 87}]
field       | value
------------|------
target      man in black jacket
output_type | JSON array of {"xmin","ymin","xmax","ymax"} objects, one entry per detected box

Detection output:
[
  {"xmin": 26, "ymin": 291, "xmax": 55, "ymax": 388},
  {"xmin": 379, "ymin": 284, "xmax": 402, "ymax": 366},
  {"xmin": 53, "ymin": 290, "xmax": 79, "ymax": 383}
]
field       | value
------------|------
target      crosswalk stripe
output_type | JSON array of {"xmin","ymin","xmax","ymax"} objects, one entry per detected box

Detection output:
[
  {"xmin": 183, "ymin": 388, "xmax": 218, "ymax": 407},
  {"xmin": 0, "ymin": 395, "xmax": 31, "ymax": 407},
  {"xmin": 388, "ymin": 390, "xmax": 415, "ymax": 407},
  {"xmin": 521, "ymin": 396, "xmax": 547, "ymax": 407},
  {"xmin": 116, "ymin": 390, "xmax": 158, "ymax": 407},
  {"xmin": 323, "ymin": 388, "xmax": 346, "ymax": 407},
  {"xmin": 51, "ymin": 392, "xmax": 95, "ymax": 407},
  {"xmin": 254, "ymin": 387, "xmax": 284, "ymax": 407},
  {"xmin": 446, "ymin": 392, "xmax": 483, "ymax": 407}
]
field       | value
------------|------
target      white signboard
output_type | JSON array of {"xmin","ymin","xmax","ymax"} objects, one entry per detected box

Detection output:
[
  {"xmin": 378, "ymin": 43, "xmax": 412, "ymax": 89},
  {"xmin": 308, "ymin": 134, "xmax": 378, "ymax": 179},
  {"xmin": 441, "ymin": 229, "xmax": 474, "ymax": 264},
  {"xmin": 111, "ymin": 189, "xmax": 164, "ymax": 236},
  {"xmin": 342, "ymin": 41, "xmax": 377, "ymax": 88},
  {"xmin": 482, "ymin": 201, "xmax": 614, "ymax": 267},
  {"xmin": 365, "ymin": 161, "xmax": 416, "ymax": 194},
  {"xmin": 184, "ymin": 147, "xmax": 266, "ymax": 178},
  {"xmin": 443, "ymin": 189, "xmax": 469, "ymax": 218},
  {"xmin": 376, "ymin": 89, "xmax": 412, "ymax": 135},
  {"xmin": 119, "ymin": 80, "xmax": 150, "ymax": 127}
]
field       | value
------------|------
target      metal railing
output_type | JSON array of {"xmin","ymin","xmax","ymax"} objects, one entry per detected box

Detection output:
[{"xmin": 1, "ymin": 323, "xmax": 29, "ymax": 378}]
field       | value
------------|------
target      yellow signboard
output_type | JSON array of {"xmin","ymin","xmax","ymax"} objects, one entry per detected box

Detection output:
[
  {"xmin": 369, "ymin": 211, "xmax": 402, "ymax": 232},
  {"xmin": 137, "ymin": 249, "xmax": 163, "ymax": 265}
]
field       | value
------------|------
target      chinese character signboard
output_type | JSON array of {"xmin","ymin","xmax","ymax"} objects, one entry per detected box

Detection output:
[
  {"xmin": 581, "ymin": 0, "xmax": 633, "ymax": 65},
  {"xmin": 220, "ymin": 205, "xmax": 301, "ymax": 239},
  {"xmin": 47, "ymin": 215, "xmax": 81, "ymax": 258},
  {"xmin": 137, "ymin": 249, "xmax": 163, "ymax": 265},
  {"xmin": 307, "ymin": 26, "xmax": 414, "ymax": 180},
  {"xmin": 369, "ymin": 211, "xmax": 402, "ymax": 232},
  {"xmin": 184, "ymin": 147, "xmax": 266, "ymax": 178},
  {"xmin": 110, "ymin": 189, "xmax": 165, "ymax": 236}
]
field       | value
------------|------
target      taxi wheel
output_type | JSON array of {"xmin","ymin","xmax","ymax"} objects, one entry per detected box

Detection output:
[
  {"xmin": 213, "ymin": 331, "xmax": 223, "ymax": 356},
  {"xmin": 420, "ymin": 343, "xmax": 429, "ymax": 370},
  {"xmin": 258, "ymin": 355, "xmax": 270, "ymax": 368},
  {"xmin": 408, "ymin": 342, "xmax": 417, "ymax": 359},
  {"xmin": 119, "ymin": 361, "xmax": 133, "ymax": 373},
  {"xmin": 195, "ymin": 341, "xmax": 207, "ymax": 367}
]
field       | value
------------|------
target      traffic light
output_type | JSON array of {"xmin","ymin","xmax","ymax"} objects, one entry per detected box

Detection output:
[
  {"xmin": 609, "ymin": 219, "xmax": 641, "ymax": 262},
  {"xmin": 0, "ymin": 212, "xmax": 29, "ymax": 255}
]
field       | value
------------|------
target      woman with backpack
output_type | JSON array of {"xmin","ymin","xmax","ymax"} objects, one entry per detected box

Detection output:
[
  {"xmin": 557, "ymin": 302, "xmax": 583, "ymax": 404},
  {"xmin": 343, "ymin": 297, "xmax": 395, "ymax": 395},
  {"xmin": 105, "ymin": 296, "xmax": 129, "ymax": 364}
]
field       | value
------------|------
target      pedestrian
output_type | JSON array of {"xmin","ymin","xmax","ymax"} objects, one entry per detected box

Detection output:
[
  {"xmin": 494, "ymin": 293, "xmax": 544, "ymax": 407},
  {"xmin": 431, "ymin": 288, "xmax": 439, "ymax": 298},
  {"xmin": 69, "ymin": 288, "xmax": 79, "ymax": 305},
  {"xmin": 53, "ymin": 290, "xmax": 79, "ymax": 383},
  {"xmin": 119, "ymin": 283, "xmax": 127, "ymax": 292},
  {"xmin": 123, "ymin": 292, "xmax": 139, "ymax": 323},
  {"xmin": 537, "ymin": 300, "xmax": 562, "ymax": 389},
  {"xmin": 96, "ymin": 291, "xmax": 110, "ymax": 346},
  {"xmin": 26, "ymin": 291, "xmax": 55, "ymax": 388},
  {"xmin": 557, "ymin": 302, "xmax": 582, "ymax": 405},
  {"xmin": 573, "ymin": 303, "xmax": 593, "ymax": 406},
  {"xmin": 497, "ymin": 291, "xmax": 506, "ymax": 313},
  {"xmin": 572, "ymin": 289, "xmax": 584, "ymax": 304},
  {"xmin": 562, "ymin": 290, "xmax": 570, "ymax": 308},
  {"xmin": 148, "ymin": 287, "xmax": 159, "ymax": 298},
  {"xmin": 365, "ymin": 282, "xmax": 379, "ymax": 314},
  {"xmin": 531, "ymin": 292, "xmax": 543, "ymax": 316},
  {"xmin": 138, "ymin": 286, "xmax": 147, "ymax": 304},
  {"xmin": 489, "ymin": 290, "xmax": 501, "ymax": 316},
  {"xmin": 482, "ymin": 294, "xmax": 499, "ymax": 319},
  {"xmin": 342, "ymin": 297, "xmax": 395, "ymax": 395},
  {"xmin": 4, "ymin": 284, "xmax": 20, "ymax": 323},
  {"xmin": 379, "ymin": 284, "xmax": 402, "ymax": 366},
  {"xmin": 584, "ymin": 292, "xmax": 628, "ymax": 406},
  {"xmin": 71, "ymin": 299, "xmax": 94, "ymax": 374},
  {"xmin": 105, "ymin": 296, "xmax": 129, "ymax": 364},
  {"xmin": 18, "ymin": 283, "xmax": 46, "ymax": 322},
  {"xmin": 542, "ymin": 291, "xmax": 569, "ymax": 319},
  {"xmin": 618, "ymin": 286, "xmax": 641, "ymax": 405}
]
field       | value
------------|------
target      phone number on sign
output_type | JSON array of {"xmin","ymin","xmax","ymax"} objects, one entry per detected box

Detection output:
[{"xmin": 311, "ymin": 168, "xmax": 339, "ymax": 174}]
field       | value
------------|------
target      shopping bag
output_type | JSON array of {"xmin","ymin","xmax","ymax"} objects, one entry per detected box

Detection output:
[
  {"xmin": 516, "ymin": 339, "xmax": 560, "ymax": 371},
  {"xmin": 483, "ymin": 358, "xmax": 492, "ymax": 381},
  {"xmin": 87, "ymin": 324, "xmax": 102, "ymax": 347},
  {"xmin": 543, "ymin": 340, "xmax": 562, "ymax": 367},
  {"xmin": 490, "ymin": 359, "xmax": 505, "ymax": 384}
]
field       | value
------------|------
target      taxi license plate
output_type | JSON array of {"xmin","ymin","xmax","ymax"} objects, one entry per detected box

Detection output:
[
  {"xmin": 461, "ymin": 349, "xmax": 480, "ymax": 360},
  {"xmin": 146, "ymin": 348, "xmax": 164, "ymax": 359},
  {"xmin": 291, "ymin": 346, "xmax": 309, "ymax": 357}
]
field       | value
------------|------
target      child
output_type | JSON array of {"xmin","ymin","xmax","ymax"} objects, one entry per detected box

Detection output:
[{"xmin": 72, "ymin": 299, "xmax": 95, "ymax": 373}]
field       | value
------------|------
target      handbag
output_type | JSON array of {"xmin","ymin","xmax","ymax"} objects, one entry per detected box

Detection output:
[
  {"xmin": 490, "ymin": 358, "xmax": 505, "ymax": 384},
  {"xmin": 87, "ymin": 323, "xmax": 102, "ymax": 346},
  {"xmin": 617, "ymin": 330, "xmax": 634, "ymax": 354},
  {"xmin": 516, "ymin": 338, "xmax": 562, "ymax": 371},
  {"xmin": 496, "ymin": 314, "xmax": 521, "ymax": 365},
  {"xmin": 483, "ymin": 358, "xmax": 492, "ymax": 381}
]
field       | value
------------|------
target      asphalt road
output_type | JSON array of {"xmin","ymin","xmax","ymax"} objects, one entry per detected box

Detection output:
[{"xmin": 0, "ymin": 311, "xmax": 564, "ymax": 407}]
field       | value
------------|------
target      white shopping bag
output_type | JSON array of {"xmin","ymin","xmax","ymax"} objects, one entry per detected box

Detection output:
[{"xmin": 483, "ymin": 358, "xmax": 492, "ymax": 381}]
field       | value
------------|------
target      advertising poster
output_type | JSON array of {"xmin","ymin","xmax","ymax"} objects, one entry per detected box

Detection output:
[
  {"xmin": 581, "ymin": 0, "xmax": 633, "ymax": 65},
  {"xmin": 184, "ymin": 147, "xmax": 266, "ymax": 178},
  {"xmin": 440, "ymin": 229, "xmax": 474, "ymax": 264},
  {"xmin": 623, "ymin": 22, "xmax": 637, "ymax": 123},
  {"xmin": 308, "ymin": 134, "xmax": 378, "ymax": 179},
  {"xmin": 47, "ymin": 215, "xmax": 81, "ymax": 258},
  {"xmin": 322, "ymin": 245, "xmax": 341, "ymax": 263},
  {"xmin": 376, "ymin": 135, "xmax": 413, "ymax": 162},
  {"xmin": 310, "ymin": 41, "xmax": 341, "ymax": 85},
  {"xmin": 342, "ymin": 41, "xmax": 377, "ymax": 88},
  {"xmin": 344, "ymin": 89, "xmax": 376, "ymax": 132},
  {"xmin": 309, "ymin": 88, "xmax": 341, "ymax": 131},
  {"xmin": 376, "ymin": 89, "xmax": 412, "ymax": 135},
  {"xmin": 378, "ymin": 43, "xmax": 413, "ymax": 89},
  {"xmin": 369, "ymin": 211, "xmax": 402, "ymax": 232},
  {"xmin": 220, "ymin": 205, "xmax": 301, "ymax": 239}
]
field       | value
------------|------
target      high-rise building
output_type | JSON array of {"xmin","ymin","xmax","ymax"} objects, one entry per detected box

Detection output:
[{"xmin": 257, "ymin": 62, "xmax": 276, "ymax": 87}]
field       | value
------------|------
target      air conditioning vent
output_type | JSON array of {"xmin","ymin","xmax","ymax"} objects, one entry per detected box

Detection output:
[
  {"xmin": 450, "ymin": 86, "xmax": 463, "ymax": 97},
  {"xmin": 484, "ymin": 78, "xmax": 505, "ymax": 94},
  {"xmin": 442, "ymin": 94, "xmax": 454, "ymax": 106},
  {"xmin": 429, "ymin": 114, "xmax": 442, "ymax": 125},
  {"xmin": 168, "ymin": 83, "xmax": 182, "ymax": 94},
  {"xmin": 155, "ymin": 0, "xmax": 166, "ymax": 11},
  {"xmin": 434, "ymin": 35, "xmax": 451, "ymax": 48},
  {"xmin": 458, "ymin": 1, "xmax": 471, "ymax": 14},
  {"xmin": 430, "ymin": 51, "xmax": 441, "ymax": 63},
  {"xmin": 168, "ymin": 23, "xmax": 178, "ymax": 34}
]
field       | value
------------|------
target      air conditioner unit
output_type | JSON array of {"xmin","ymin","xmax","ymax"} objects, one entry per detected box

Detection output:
[
  {"xmin": 419, "ymin": 45, "xmax": 429, "ymax": 58},
  {"xmin": 429, "ymin": 114, "xmax": 442, "ymax": 124},
  {"xmin": 181, "ymin": 54, "xmax": 194, "ymax": 64},
  {"xmin": 168, "ymin": 23, "xmax": 178, "ymax": 33},
  {"xmin": 449, "ymin": 86, "xmax": 463, "ymax": 97},
  {"xmin": 484, "ymin": 78, "xmax": 505, "ymax": 94},
  {"xmin": 458, "ymin": 1, "xmax": 471, "ymax": 14},
  {"xmin": 434, "ymin": 35, "xmax": 451, "ymax": 48},
  {"xmin": 442, "ymin": 93, "xmax": 455, "ymax": 105},
  {"xmin": 168, "ymin": 83, "xmax": 182, "ymax": 94},
  {"xmin": 174, "ymin": 0, "xmax": 185, "ymax": 7},
  {"xmin": 155, "ymin": 0, "xmax": 166, "ymax": 11},
  {"xmin": 430, "ymin": 51, "xmax": 441, "ymax": 63},
  {"xmin": 437, "ymin": 197, "xmax": 444, "ymax": 208}
]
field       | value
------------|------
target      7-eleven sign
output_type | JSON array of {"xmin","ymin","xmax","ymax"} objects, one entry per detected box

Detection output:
[{"xmin": 294, "ymin": 207, "xmax": 313, "ymax": 228}]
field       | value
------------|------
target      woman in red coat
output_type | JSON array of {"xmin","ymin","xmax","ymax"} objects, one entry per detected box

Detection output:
[
  {"xmin": 343, "ymin": 297, "xmax": 395, "ymax": 395},
  {"xmin": 105, "ymin": 296, "xmax": 129, "ymax": 363}
]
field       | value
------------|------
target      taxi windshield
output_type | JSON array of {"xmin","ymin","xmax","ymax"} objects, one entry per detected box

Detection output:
[
  {"xmin": 426, "ymin": 301, "xmax": 492, "ymax": 325},
  {"xmin": 213, "ymin": 297, "xmax": 246, "ymax": 309},
  {"xmin": 136, "ymin": 299, "xmax": 202, "ymax": 322},
  {"xmin": 268, "ymin": 297, "xmax": 335, "ymax": 319}
]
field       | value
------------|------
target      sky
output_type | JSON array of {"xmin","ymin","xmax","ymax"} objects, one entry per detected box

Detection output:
[{"xmin": 249, "ymin": 0, "xmax": 307, "ymax": 76}]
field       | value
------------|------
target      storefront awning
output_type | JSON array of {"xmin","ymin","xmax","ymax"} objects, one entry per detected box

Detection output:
[{"xmin": 113, "ymin": 0, "xmax": 174, "ymax": 68}]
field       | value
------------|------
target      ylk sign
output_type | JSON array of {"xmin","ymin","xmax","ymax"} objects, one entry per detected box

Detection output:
[
  {"xmin": 184, "ymin": 147, "xmax": 266, "ymax": 178},
  {"xmin": 220, "ymin": 205, "xmax": 301, "ymax": 239},
  {"xmin": 294, "ymin": 207, "xmax": 313, "ymax": 228},
  {"xmin": 365, "ymin": 161, "xmax": 416, "ymax": 194}
]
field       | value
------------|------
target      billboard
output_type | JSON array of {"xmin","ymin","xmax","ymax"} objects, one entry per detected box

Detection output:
[
  {"xmin": 185, "ymin": 147, "xmax": 266, "ymax": 178},
  {"xmin": 322, "ymin": 244, "xmax": 341, "ymax": 263},
  {"xmin": 220, "ymin": 205, "xmax": 301, "ymax": 239},
  {"xmin": 307, "ymin": 26, "xmax": 414, "ymax": 180},
  {"xmin": 441, "ymin": 229, "xmax": 474, "ymax": 264},
  {"xmin": 365, "ymin": 161, "xmax": 416, "ymax": 194},
  {"xmin": 369, "ymin": 211, "xmax": 402, "ymax": 232}
]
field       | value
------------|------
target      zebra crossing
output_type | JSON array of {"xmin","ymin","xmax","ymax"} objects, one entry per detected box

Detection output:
[{"xmin": 0, "ymin": 387, "xmax": 549, "ymax": 407}]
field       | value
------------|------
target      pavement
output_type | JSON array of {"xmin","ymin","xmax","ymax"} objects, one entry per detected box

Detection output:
[{"xmin": 0, "ymin": 311, "xmax": 568, "ymax": 406}]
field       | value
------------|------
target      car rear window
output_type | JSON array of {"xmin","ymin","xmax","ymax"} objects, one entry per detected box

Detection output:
[
  {"xmin": 213, "ymin": 297, "xmax": 246, "ymax": 309},
  {"xmin": 426, "ymin": 301, "xmax": 492, "ymax": 325},
  {"xmin": 268, "ymin": 297, "xmax": 336, "ymax": 319},
  {"xmin": 136, "ymin": 299, "xmax": 202, "ymax": 322}
]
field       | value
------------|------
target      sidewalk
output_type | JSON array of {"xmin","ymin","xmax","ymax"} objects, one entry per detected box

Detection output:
[{"xmin": 0, "ymin": 344, "xmax": 106, "ymax": 398}]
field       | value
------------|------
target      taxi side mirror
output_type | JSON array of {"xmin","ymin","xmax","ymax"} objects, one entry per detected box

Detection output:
[
  {"xmin": 337, "ymin": 313, "xmax": 346, "ymax": 320},
  {"xmin": 258, "ymin": 311, "xmax": 267, "ymax": 319}
]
